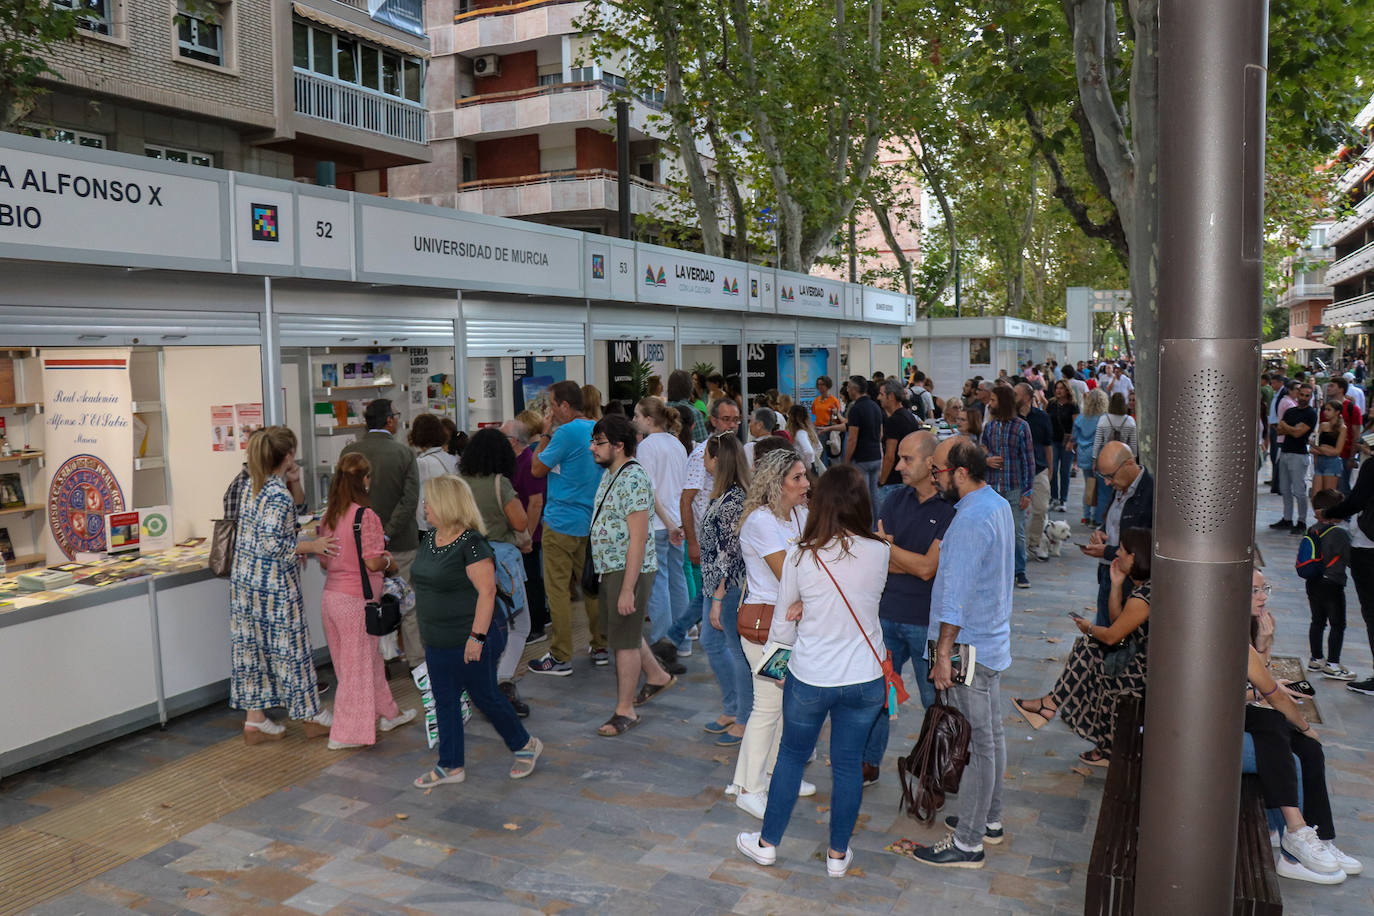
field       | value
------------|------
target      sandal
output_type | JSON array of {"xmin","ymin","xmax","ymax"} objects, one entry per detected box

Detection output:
[
  {"xmin": 242, "ymin": 718, "xmax": 285, "ymax": 745},
  {"xmin": 634, "ymin": 676, "xmax": 677, "ymax": 707},
  {"xmin": 413, "ymin": 765, "xmax": 466, "ymax": 788},
  {"xmin": 1012, "ymin": 697, "xmax": 1055, "ymax": 730},
  {"xmin": 703, "ymin": 717, "xmax": 736, "ymax": 734},
  {"xmin": 597, "ymin": 714, "xmax": 641, "ymax": 737},
  {"xmin": 1079, "ymin": 748, "xmax": 1110, "ymax": 767},
  {"xmin": 510, "ymin": 737, "xmax": 543, "ymax": 779}
]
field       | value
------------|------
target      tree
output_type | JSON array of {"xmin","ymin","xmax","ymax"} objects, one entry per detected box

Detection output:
[{"xmin": 0, "ymin": 0, "xmax": 79, "ymax": 128}]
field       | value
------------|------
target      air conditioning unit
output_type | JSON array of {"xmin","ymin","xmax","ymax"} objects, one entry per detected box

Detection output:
[{"xmin": 473, "ymin": 54, "xmax": 501, "ymax": 78}]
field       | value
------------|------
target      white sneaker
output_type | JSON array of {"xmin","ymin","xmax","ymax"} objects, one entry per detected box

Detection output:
[
  {"xmin": 1281, "ymin": 825, "xmax": 1343, "ymax": 874},
  {"xmin": 735, "ymin": 790, "xmax": 767, "ymax": 819},
  {"xmin": 688, "ymin": 624, "xmax": 700, "ymax": 641},
  {"xmin": 379, "ymin": 708, "xmax": 417, "ymax": 731},
  {"xmin": 826, "ymin": 847, "xmax": 853, "ymax": 878},
  {"xmin": 1276, "ymin": 852, "xmax": 1346, "ymax": 885},
  {"xmin": 327, "ymin": 739, "xmax": 364, "ymax": 750},
  {"xmin": 310, "ymin": 709, "xmax": 333, "ymax": 727},
  {"xmin": 1308, "ymin": 657, "xmax": 1326, "ymax": 671},
  {"xmin": 1318, "ymin": 839, "xmax": 1363, "ymax": 875},
  {"xmin": 724, "ymin": 783, "xmax": 739, "ymax": 796},
  {"xmin": 1321, "ymin": 663, "xmax": 1357, "ymax": 681},
  {"xmin": 736, "ymin": 831, "xmax": 776, "ymax": 866},
  {"xmin": 798, "ymin": 779, "xmax": 817, "ymax": 798}
]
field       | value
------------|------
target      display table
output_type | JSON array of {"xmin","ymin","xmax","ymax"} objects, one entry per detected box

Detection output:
[{"xmin": 0, "ymin": 545, "xmax": 329, "ymax": 778}]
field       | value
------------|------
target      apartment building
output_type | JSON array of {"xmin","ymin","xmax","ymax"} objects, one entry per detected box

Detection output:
[
  {"xmin": 389, "ymin": 0, "xmax": 675, "ymax": 235},
  {"xmin": 1322, "ymin": 95, "xmax": 1374, "ymax": 353},
  {"xmin": 15, "ymin": 0, "xmax": 431, "ymax": 191},
  {"xmin": 1279, "ymin": 222, "xmax": 1334, "ymax": 341}
]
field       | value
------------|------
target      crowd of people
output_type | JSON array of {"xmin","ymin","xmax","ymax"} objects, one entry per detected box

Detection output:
[{"xmin": 217, "ymin": 356, "xmax": 1364, "ymax": 885}]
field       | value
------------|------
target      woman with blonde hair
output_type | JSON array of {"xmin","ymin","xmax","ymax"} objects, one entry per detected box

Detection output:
[
  {"xmin": 317, "ymin": 453, "xmax": 414, "ymax": 748},
  {"xmin": 786, "ymin": 404, "xmax": 822, "ymax": 473},
  {"xmin": 411, "ymin": 475, "xmax": 542, "ymax": 788},
  {"xmin": 1073, "ymin": 388, "xmax": 1108, "ymax": 525},
  {"xmin": 231, "ymin": 426, "xmax": 337, "ymax": 744},
  {"xmin": 581, "ymin": 385, "xmax": 604, "ymax": 420},
  {"xmin": 732, "ymin": 448, "xmax": 814, "ymax": 818}
]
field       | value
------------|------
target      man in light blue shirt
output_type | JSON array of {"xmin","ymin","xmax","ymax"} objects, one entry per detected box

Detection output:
[
  {"xmin": 913, "ymin": 436, "xmax": 1014, "ymax": 869},
  {"xmin": 527, "ymin": 380, "xmax": 607, "ymax": 675}
]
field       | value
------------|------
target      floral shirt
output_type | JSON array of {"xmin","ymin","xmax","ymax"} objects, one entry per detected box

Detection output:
[
  {"xmin": 699, "ymin": 484, "xmax": 747, "ymax": 595},
  {"xmin": 589, "ymin": 461, "xmax": 657, "ymax": 575}
]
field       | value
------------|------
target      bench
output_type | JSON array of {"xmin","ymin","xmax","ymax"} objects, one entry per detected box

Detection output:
[{"xmin": 1085, "ymin": 695, "xmax": 1282, "ymax": 915}]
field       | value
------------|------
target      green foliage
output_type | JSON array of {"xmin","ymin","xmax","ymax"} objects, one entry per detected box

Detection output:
[
  {"xmin": 628, "ymin": 358, "xmax": 655, "ymax": 400},
  {"xmin": 0, "ymin": 1, "xmax": 80, "ymax": 127},
  {"xmin": 691, "ymin": 361, "xmax": 716, "ymax": 378}
]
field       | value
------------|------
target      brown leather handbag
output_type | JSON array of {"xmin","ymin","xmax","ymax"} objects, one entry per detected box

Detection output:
[
  {"xmin": 895, "ymin": 691, "xmax": 972, "ymax": 825},
  {"xmin": 737, "ymin": 600, "xmax": 775, "ymax": 645}
]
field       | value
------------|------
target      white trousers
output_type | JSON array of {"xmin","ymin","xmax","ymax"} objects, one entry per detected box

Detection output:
[{"xmin": 732, "ymin": 637, "xmax": 783, "ymax": 794}]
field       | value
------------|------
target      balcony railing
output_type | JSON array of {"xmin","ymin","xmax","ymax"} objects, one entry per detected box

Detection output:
[
  {"xmin": 1326, "ymin": 240, "xmax": 1374, "ymax": 287},
  {"xmin": 293, "ymin": 70, "xmax": 426, "ymax": 144},
  {"xmin": 457, "ymin": 78, "xmax": 662, "ymax": 113},
  {"xmin": 1277, "ymin": 282, "xmax": 1333, "ymax": 309},
  {"xmin": 1329, "ymin": 192, "xmax": 1374, "ymax": 247},
  {"xmin": 455, "ymin": 168, "xmax": 669, "ymax": 217},
  {"xmin": 1324, "ymin": 291, "xmax": 1374, "ymax": 326},
  {"xmin": 1337, "ymin": 144, "xmax": 1374, "ymax": 195},
  {"xmin": 455, "ymin": 0, "xmax": 582, "ymax": 21}
]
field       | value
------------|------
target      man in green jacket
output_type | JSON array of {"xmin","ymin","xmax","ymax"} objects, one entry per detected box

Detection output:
[{"xmin": 342, "ymin": 399, "xmax": 421, "ymax": 666}]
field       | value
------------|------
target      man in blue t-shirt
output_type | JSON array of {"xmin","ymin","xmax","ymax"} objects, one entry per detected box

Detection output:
[
  {"xmin": 860, "ymin": 430, "xmax": 956, "ymax": 787},
  {"xmin": 528, "ymin": 380, "xmax": 608, "ymax": 676}
]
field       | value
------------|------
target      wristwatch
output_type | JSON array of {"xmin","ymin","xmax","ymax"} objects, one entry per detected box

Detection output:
[{"xmin": 468, "ymin": 632, "xmax": 488, "ymax": 644}]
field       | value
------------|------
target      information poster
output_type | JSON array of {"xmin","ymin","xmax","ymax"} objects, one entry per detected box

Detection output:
[
  {"xmin": 511, "ymin": 356, "xmax": 566, "ymax": 413},
  {"xmin": 778, "ymin": 346, "xmax": 829, "ymax": 403},
  {"xmin": 42, "ymin": 349, "xmax": 133, "ymax": 559},
  {"xmin": 234, "ymin": 402, "xmax": 263, "ymax": 449},
  {"xmin": 210, "ymin": 405, "xmax": 236, "ymax": 451},
  {"xmin": 722, "ymin": 344, "xmax": 778, "ymax": 396}
]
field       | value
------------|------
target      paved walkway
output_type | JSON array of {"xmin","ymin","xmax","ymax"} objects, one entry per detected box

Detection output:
[{"xmin": 2, "ymin": 472, "xmax": 1371, "ymax": 915}]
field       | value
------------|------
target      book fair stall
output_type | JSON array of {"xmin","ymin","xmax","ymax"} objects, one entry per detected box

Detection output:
[{"xmin": 0, "ymin": 131, "xmax": 913, "ymax": 777}]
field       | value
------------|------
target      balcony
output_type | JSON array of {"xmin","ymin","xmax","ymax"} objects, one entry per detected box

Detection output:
[
  {"xmin": 293, "ymin": 70, "xmax": 426, "ymax": 144},
  {"xmin": 453, "ymin": 79, "xmax": 656, "ymax": 139},
  {"xmin": 1277, "ymin": 282, "xmax": 1333, "ymax": 309},
  {"xmin": 1329, "ymin": 192, "xmax": 1374, "ymax": 246},
  {"xmin": 454, "ymin": 168, "xmax": 669, "ymax": 218},
  {"xmin": 1337, "ymin": 143, "xmax": 1374, "ymax": 195},
  {"xmin": 1325, "ymin": 290, "xmax": 1374, "ymax": 326},
  {"xmin": 449, "ymin": 0, "xmax": 587, "ymax": 55},
  {"xmin": 1325, "ymin": 240, "xmax": 1374, "ymax": 287}
]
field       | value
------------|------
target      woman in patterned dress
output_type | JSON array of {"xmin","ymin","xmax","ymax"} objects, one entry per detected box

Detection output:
[
  {"xmin": 232, "ymin": 427, "xmax": 338, "ymax": 744},
  {"xmin": 698, "ymin": 433, "xmax": 753, "ymax": 746},
  {"xmin": 316, "ymin": 452, "xmax": 415, "ymax": 749},
  {"xmin": 1011, "ymin": 527, "xmax": 1152, "ymax": 766}
]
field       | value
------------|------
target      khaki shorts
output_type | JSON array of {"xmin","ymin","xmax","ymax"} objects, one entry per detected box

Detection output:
[{"xmin": 598, "ymin": 567, "xmax": 656, "ymax": 651}]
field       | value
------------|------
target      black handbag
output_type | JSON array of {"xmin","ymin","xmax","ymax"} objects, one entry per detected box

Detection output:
[
  {"xmin": 581, "ymin": 460, "xmax": 638, "ymax": 597},
  {"xmin": 353, "ymin": 507, "xmax": 401, "ymax": 637}
]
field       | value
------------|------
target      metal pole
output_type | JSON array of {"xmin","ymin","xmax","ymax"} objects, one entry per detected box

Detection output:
[
  {"xmin": 146, "ymin": 576, "xmax": 167, "ymax": 727},
  {"xmin": 616, "ymin": 100, "xmax": 632, "ymax": 239},
  {"xmin": 1135, "ymin": 2, "xmax": 1267, "ymax": 912},
  {"xmin": 454, "ymin": 291, "xmax": 469, "ymax": 432},
  {"xmin": 261, "ymin": 277, "xmax": 283, "ymax": 425}
]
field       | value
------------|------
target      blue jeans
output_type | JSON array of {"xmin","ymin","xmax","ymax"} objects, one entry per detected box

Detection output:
[
  {"xmin": 1094, "ymin": 474, "xmax": 1112, "ymax": 526},
  {"xmin": 855, "ymin": 460, "xmax": 882, "ymax": 517},
  {"xmin": 649, "ymin": 530, "xmax": 690, "ymax": 646},
  {"xmin": 700, "ymin": 584, "xmax": 751, "ymax": 721},
  {"xmin": 998, "ymin": 489, "xmax": 1027, "ymax": 577},
  {"xmin": 1051, "ymin": 442, "xmax": 1072, "ymax": 503},
  {"xmin": 1242, "ymin": 732, "xmax": 1293, "ymax": 836},
  {"xmin": 862, "ymin": 620, "xmax": 936, "ymax": 767},
  {"xmin": 761, "ymin": 675, "xmax": 885, "ymax": 852},
  {"xmin": 424, "ymin": 622, "xmax": 530, "ymax": 770}
]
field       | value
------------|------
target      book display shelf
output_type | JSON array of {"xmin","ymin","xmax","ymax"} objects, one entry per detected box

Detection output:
[{"xmin": 0, "ymin": 352, "xmax": 46, "ymax": 572}]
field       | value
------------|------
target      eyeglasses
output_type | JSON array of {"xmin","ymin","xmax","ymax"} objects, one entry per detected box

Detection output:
[
  {"xmin": 1252, "ymin": 585, "xmax": 1271, "ymax": 596},
  {"xmin": 1100, "ymin": 460, "xmax": 1130, "ymax": 480},
  {"xmin": 591, "ymin": 437, "xmax": 610, "ymax": 447},
  {"xmin": 929, "ymin": 465, "xmax": 953, "ymax": 477}
]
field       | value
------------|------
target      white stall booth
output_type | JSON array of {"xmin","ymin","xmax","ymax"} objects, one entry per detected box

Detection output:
[{"xmin": 908, "ymin": 316, "xmax": 1072, "ymax": 404}]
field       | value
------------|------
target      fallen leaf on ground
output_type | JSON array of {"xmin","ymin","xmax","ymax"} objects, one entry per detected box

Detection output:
[
  {"xmin": 503, "ymin": 822, "xmax": 520, "ymax": 831},
  {"xmin": 185, "ymin": 889, "xmax": 210, "ymax": 899},
  {"xmin": 816, "ymin": 805, "xmax": 830, "ymax": 813},
  {"xmin": 1046, "ymin": 637, "xmax": 1062, "ymax": 644},
  {"xmin": 395, "ymin": 813, "xmax": 409, "ymax": 820},
  {"xmin": 1044, "ymin": 750, "xmax": 1058, "ymax": 757},
  {"xmin": 160, "ymin": 802, "xmax": 173, "ymax": 808},
  {"xmin": 1071, "ymin": 765, "xmax": 1093, "ymax": 776}
]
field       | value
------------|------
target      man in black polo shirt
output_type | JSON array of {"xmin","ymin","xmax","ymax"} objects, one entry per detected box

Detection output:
[
  {"xmin": 861, "ymin": 430, "xmax": 955, "ymax": 786},
  {"xmin": 844, "ymin": 374, "xmax": 886, "ymax": 512},
  {"xmin": 877, "ymin": 378, "xmax": 921, "ymax": 515}
]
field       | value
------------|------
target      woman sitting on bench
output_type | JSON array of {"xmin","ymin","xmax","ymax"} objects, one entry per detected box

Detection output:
[
  {"xmin": 1011, "ymin": 527, "xmax": 1151, "ymax": 767},
  {"xmin": 1244, "ymin": 568, "xmax": 1362, "ymax": 885}
]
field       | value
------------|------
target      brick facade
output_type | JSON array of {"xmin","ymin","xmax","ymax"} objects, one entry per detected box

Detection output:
[
  {"xmin": 471, "ymin": 50, "xmax": 538, "ymax": 95},
  {"xmin": 575, "ymin": 128, "xmax": 616, "ymax": 171},
  {"xmin": 475, "ymin": 135, "xmax": 540, "ymax": 180}
]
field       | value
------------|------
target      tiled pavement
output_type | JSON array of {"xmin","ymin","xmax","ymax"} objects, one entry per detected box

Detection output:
[{"xmin": 4, "ymin": 473, "xmax": 1373, "ymax": 915}]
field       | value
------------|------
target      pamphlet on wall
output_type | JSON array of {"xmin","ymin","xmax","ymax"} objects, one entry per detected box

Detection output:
[
  {"xmin": 210, "ymin": 405, "xmax": 236, "ymax": 452},
  {"xmin": 319, "ymin": 363, "xmax": 339, "ymax": 388},
  {"xmin": 235, "ymin": 403, "xmax": 264, "ymax": 450}
]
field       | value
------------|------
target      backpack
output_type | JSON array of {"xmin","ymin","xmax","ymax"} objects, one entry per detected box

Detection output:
[
  {"xmin": 1295, "ymin": 524, "xmax": 1340, "ymax": 581},
  {"xmin": 1105, "ymin": 416, "xmax": 1126, "ymax": 444},
  {"xmin": 896, "ymin": 693, "xmax": 972, "ymax": 825}
]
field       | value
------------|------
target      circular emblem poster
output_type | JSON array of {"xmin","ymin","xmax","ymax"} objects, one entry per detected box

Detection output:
[{"xmin": 48, "ymin": 454, "xmax": 127, "ymax": 559}]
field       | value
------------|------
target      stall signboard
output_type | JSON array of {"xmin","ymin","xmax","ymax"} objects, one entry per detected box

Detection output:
[
  {"xmin": 863, "ymin": 287, "xmax": 911, "ymax": 325},
  {"xmin": 297, "ymin": 189, "xmax": 353, "ymax": 278},
  {"xmin": 723, "ymin": 344, "xmax": 778, "ymax": 395},
  {"xmin": 748, "ymin": 268, "xmax": 775, "ymax": 313},
  {"xmin": 585, "ymin": 238, "xmax": 636, "ymax": 302},
  {"xmin": 776, "ymin": 272, "xmax": 844, "ymax": 319},
  {"xmin": 0, "ymin": 133, "xmax": 226, "ymax": 271},
  {"xmin": 42, "ymin": 349, "xmax": 134, "ymax": 559},
  {"xmin": 357, "ymin": 199, "xmax": 582, "ymax": 295},
  {"xmin": 635, "ymin": 243, "xmax": 747, "ymax": 312},
  {"xmin": 233, "ymin": 176, "xmax": 295, "ymax": 270}
]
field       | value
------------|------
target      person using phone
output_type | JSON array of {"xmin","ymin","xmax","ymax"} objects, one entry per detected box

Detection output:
[{"xmin": 1013, "ymin": 527, "xmax": 1152, "ymax": 767}]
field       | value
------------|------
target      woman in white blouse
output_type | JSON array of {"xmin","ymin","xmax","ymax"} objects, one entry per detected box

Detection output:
[
  {"xmin": 736, "ymin": 463, "xmax": 890, "ymax": 878},
  {"xmin": 731, "ymin": 448, "xmax": 812, "ymax": 819}
]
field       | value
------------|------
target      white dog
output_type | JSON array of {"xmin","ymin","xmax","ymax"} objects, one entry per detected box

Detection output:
[{"xmin": 1038, "ymin": 519, "xmax": 1073, "ymax": 559}]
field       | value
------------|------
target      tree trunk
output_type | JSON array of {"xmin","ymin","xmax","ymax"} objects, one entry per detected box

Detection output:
[{"xmin": 867, "ymin": 195, "xmax": 915, "ymax": 294}]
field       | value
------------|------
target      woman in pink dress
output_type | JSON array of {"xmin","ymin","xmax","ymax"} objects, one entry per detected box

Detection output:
[{"xmin": 318, "ymin": 453, "xmax": 415, "ymax": 749}]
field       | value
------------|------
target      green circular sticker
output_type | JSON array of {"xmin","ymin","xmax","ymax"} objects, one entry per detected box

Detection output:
[{"xmin": 143, "ymin": 513, "xmax": 168, "ymax": 537}]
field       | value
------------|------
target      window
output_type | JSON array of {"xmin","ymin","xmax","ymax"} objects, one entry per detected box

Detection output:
[
  {"xmin": 403, "ymin": 59, "xmax": 422, "ymax": 103},
  {"xmin": 462, "ymin": 156, "xmax": 476, "ymax": 183},
  {"xmin": 336, "ymin": 37, "xmax": 357, "ymax": 84},
  {"xmin": 146, "ymin": 145, "xmax": 214, "ymax": 167},
  {"xmin": 602, "ymin": 71, "xmax": 627, "ymax": 89},
  {"xmin": 292, "ymin": 19, "xmax": 424, "ymax": 104},
  {"xmin": 360, "ymin": 46, "xmax": 380, "ymax": 90},
  {"xmin": 53, "ymin": 0, "xmax": 112, "ymax": 36},
  {"xmin": 20, "ymin": 125, "xmax": 105, "ymax": 148},
  {"xmin": 569, "ymin": 66, "xmax": 596, "ymax": 82},
  {"xmin": 293, "ymin": 21, "xmax": 309, "ymax": 69},
  {"xmin": 177, "ymin": 2, "xmax": 225, "ymax": 66},
  {"xmin": 537, "ymin": 73, "xmax": 564, "ymax": 87},
  {"xmin": 637, "ymin": 161, "xmax": 655, "ymax": 182}
]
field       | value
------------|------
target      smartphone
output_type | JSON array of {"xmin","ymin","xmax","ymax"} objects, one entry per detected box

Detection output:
[{"xmin": 1068, "ymin": 612, "xmax": 1087, "ymax": 621}]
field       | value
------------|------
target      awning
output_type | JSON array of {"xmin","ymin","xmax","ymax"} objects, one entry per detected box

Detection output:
[
  {"xmin": 292, "ymin": 3, "xmax": 431, "ymax": 59},
  {"xmin": 1261, "ymin": 335, "xmax": 1329, "ymax": 351}
]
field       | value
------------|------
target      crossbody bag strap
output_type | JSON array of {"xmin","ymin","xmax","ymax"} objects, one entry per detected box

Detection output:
[
  {"xmin": 352, "ymin": 506, "xmax": 374, "ymax": 601},
  {"xmin": 814, "ymin": 552, "xmax": 883, "ymax": 668},
  {"xmin": 591, "ymin": 460, "xmax": 637, "ymax": 527}
]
